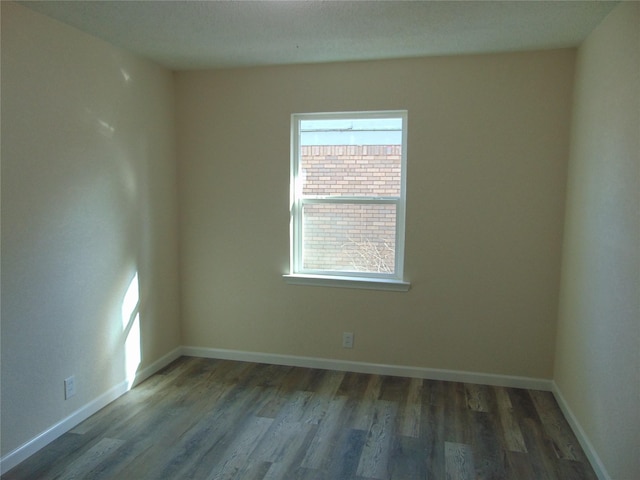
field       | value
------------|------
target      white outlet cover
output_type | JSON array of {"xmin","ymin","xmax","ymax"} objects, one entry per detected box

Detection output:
[{"xmin": 64, "ymin": 376, "xmax": 76, "ymax": 399}]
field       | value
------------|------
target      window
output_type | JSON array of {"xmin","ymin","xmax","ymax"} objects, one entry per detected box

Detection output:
[{"xmin": 284, "ymin": 111, "xmax": 409, "ymax": 291}]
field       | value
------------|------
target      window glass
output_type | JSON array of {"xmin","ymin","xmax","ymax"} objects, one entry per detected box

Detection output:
[
  {"xmin": 289, "ymin": 111, "xmax": 407, "ymax": 287},
  {"xmin": 302, "ymin": 203, "xmax": 397, "ymax": 273}
]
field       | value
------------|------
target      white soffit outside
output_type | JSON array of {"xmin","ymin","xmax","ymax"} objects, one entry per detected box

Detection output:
[{"xmin": 19, "ymin": 0, "xmax": 618, "ymax": 70}]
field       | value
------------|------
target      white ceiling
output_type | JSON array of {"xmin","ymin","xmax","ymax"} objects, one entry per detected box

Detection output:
[{"xmin": 20, "ymin": 0, "xmax": 618, "ymax": 70}]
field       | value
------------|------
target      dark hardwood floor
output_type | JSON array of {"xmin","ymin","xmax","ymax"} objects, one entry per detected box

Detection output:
[{"xmin": 4, "ymin": 356, "xmax": 598, "ymax": 479}]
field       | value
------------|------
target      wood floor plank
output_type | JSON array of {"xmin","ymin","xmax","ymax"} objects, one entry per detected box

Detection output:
[
  {"xmin": 424, "ymin": 378, "xmax": 445, "ymax": 407},
  {"xmin": 230, "ymin": 460, "xmax": 272, "ymax": 480},
  {"xmin": 246, "ymin": 366, "xmax": 317, "ymax": 417},
  {"xmin": 506, "ymin": 386, "xmax": 556, "ymax": 479},
  {"xmin": 495, "ymin": 386, "xmax": 527, "ymax": 453},
  {"xmin": 302, "ymin": 370, "xmax": 345, "ymax": 425},
  {"xmin": 356, "ymin": 400, "xmax": 398, "ymax": 479},
  {"xmin": 274, "ymin": 390, "xmax": 314, "ymax": 425},
  {"xmin": 379, "ymin": 375, "xmax": 410, "ymax": 403},
  {"xmin": 256, "ymin": 420, "xmax": 314, "ymax": 465},
  {"xmin": 422, "ymin": 380, "xmax": 446, "ymax": 479},
  {"xmin": 336, "ymin": 370, "xmax": 370, "ymax": 398},
  {"xmin": 505, "ymin": 451, "xmax": 537, "ymax": 478},
  {"xmin": 388, "ymin": 435, "xmax": 425, "ymax": 480},
  {"xmin": 353, "ymin": 374, "xmax": 383, "ymax": 430},
  {"xmin": 443, "ymin": 382, "xmax": 472, "ymax": 445},
  {"xmin": 326, "ymin": 428, "xmax": 368, "ymax": 480},
  {"xmin": 153, "ymin": 385, "xmax": 268, "ymax": 479},
  {"xmin": 4, "ymin": 357, "xmax": 600, "ymax": 480},
  {"xmin": 444, "ymin": 441, "xmax": 475, "ymax": 480},
  {"xmin": 301, "ymin": 396, "xmax": 348, "ymax": 469},
  {"xmin": 529, "ymin": 390, "xmax": 581, "ymax": 461},
  {"xmin": 247, "ymin": 390, "xmax": 317, "ymax": 473},
  {"xmin": 558, "ymin": 458, "xmax": 599, "ymax": 480},
  {"xmin": 520, "ymin": 416, "xmax": 560, "ymax": 480},
  {"xmin": 257, "ymin": 423, "xmax": 316, "ymax": 480},
  {"xmin": 399, "ymin": 377, "xmax": 422, "ymax": 438},
  {"xmin": 58, "ymin": 437, "xmax": 125, "ymax": 480},
  {"xmin": 470, "ymin": 410, "xmax": 507, "ymax": 480},
  {"xmin": 205, "ymin": 415, "xmax": 273, "ymax": 480},
  {"xmin": 312, "ymin": 370, "xmax": 346, "ymax": 397},
  {"xmin": 465, "ymin": 383, "xmax": 491, "ymax": 413},
  {"xmin": 2, "ymin": 432, "xmax": 89, "ymax": 480},
  {"xmin": 255, "ymin": 365, "xmax": 309, "ymax": 418}
]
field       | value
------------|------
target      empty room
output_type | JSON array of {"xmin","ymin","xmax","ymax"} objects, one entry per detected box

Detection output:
[{"xmin": 1, "ymin": 1, "xmax": 638, "ymax": 479}]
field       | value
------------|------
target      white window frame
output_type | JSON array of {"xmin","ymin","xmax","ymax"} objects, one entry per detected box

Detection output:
[{"xmin": 283, "ymin": 110, "xmax": 410, "ymax": 291}]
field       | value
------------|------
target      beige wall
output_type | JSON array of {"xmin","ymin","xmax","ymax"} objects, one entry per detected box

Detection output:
[
  {"xmin": 1, "ymin": 3, "xmax": 180, "ymax": 457},
  {"xmin": 554, "ymin": 3, "xmax": 640, "ymax": 479},
  {"xmin": 176, "ymin": 49, "xmax": 575, "ymax": 379}
]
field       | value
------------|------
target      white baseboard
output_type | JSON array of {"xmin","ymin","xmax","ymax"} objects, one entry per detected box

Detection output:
[
  {"xmin": 0, "ymin": 346, "xmax": 182, "ymax": 475},
  {"xmin": 181, "ymin": 346, "xmax": 553, "ymax": 391},
  {"xmin": 551, "ymin": 381, "xmax": 611, "ymax": 480}
]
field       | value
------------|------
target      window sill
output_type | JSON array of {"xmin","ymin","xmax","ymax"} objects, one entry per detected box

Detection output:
[{"xmin": 283, "ymin": 274, "xmax": 410, "ymax": 292}]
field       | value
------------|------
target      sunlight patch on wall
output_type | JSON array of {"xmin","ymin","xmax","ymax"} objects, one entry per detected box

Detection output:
[
  {"xmin": 120, "ymin": 68, "xmax": 131, "ymax": 83},
  {"xmin": 121, "ymin": 272, "xmax": 141, "ymax": 389}
]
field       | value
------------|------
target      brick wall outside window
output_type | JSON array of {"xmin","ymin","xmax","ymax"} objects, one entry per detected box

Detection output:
[{"xmin": 300, "ymin": 145, "xmax": 401, "ymax": 273}]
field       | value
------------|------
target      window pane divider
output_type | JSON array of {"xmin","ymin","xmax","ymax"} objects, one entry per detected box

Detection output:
[{"xmin": 301, "ymin": 197, "xmax": 399, "ymax": 205}]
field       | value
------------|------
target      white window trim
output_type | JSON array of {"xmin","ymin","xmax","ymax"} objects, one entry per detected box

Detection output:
[
  {"xmin": 283, "ymin": 273, "xmax": 410, "ymax": 291},
  {"xmin": 284, "ymin": 110, "xmax": 410, "ymax": 291}
]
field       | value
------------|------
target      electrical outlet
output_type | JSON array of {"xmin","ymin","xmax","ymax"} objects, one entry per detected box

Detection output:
[
  {"xmin": 342, "ymin": 332, "xmax": 354, "ymax": 349},
  {"xmin": 64, "ymin": 376, "xmax": 76, "ymax": 400}
]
